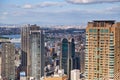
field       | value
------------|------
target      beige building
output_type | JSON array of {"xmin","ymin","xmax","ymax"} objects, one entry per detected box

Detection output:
[
  {"xmin": 85, "ymin": 20, "xmax": 120, "ymax": 80},
  {"xmin": 114, "ymin": 22, "xmax": 120, "ymax": 80},
  {"xmin": 20, "ymin": 77, "xmax": 27, "ymax": 80},
  {"xmin": 71, "ymin": 69, "xmax": 80, "ymax": 80},
  {"xmin": 43, "ymin": 69, "xmax": 68, "ymax": 80},
  {"xmin": 44, "ymin": 75, "xmax": 68, "ymax": 80},
  {"xmin": 1, "ymin": 43, "xmax": 16, "ymax": 80}
]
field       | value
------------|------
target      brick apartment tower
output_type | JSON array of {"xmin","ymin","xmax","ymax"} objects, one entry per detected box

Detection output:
[
  {"xmin": 1, "ymin": 43, "xmax": 16, "ymax": 80},
  {"xmin": 85, "ymin": 20, "xmax": 120, "ymax": 80}
]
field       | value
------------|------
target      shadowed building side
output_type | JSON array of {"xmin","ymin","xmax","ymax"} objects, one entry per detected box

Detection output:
[{"xmin": 21, "ymin": 24, "xmax": 30, "ymax": 77}]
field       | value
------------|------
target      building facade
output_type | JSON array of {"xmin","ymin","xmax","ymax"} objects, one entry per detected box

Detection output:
[
  {"xmin": 60, "ymin": 38, "xmax": 75, "ymax": 80},
  {"xmin": 21, "ymin": 24, "xmax": 45, "ymax": 79},
  {"xmin": 71, "ymin": 69, "xmax": 80, "ymax": 80},
  {"xmin": 61, "ymin": 38, "xmax": 68, "ymax": 75},
  {"xmin": 44, "ymin": 75, "xmax": 68, "ymax": 80},
  {"xmin": 113, "ymin": 22, "xmax": 120, "ymax": 80},
  {"xmin": 85, "ymin": 20, "xmax": 120, "ymax": 80},
  {"xmin": 30, "ymin": 27, "xmax": 45, "ymax": 80},
  {"xmin": 21, "ymin": 24, "xmax": 31, "ymax": 76},
  {"xmin": 1, "ymin": 43, "xmax": 16, "ymax": 80}
]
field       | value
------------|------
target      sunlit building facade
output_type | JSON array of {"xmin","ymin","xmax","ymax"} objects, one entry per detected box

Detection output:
[{"xmin": 85, "ymin": 20, "xmax": 120, "ymax": 80}]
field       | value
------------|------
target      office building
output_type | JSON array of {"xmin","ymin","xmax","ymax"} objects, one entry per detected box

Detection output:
[
  {"xmin": 60, "ymin": 38, "xmax": 75, "ymax": 80},
  {"xmin": 85, "ymin": 20, "xmax": 120, "ymax": 80},
  {"xmin": 30, "ymin": 26, "xmax": 45, "ymax": 79},
  {"xmin": 73, "ymin": 53, "xmax": 80, "ymax": 70},
  {"xmin": 21, "ymin": 24, "xmax": 31, "ymax": 76},
  {"xmin": 60, "ymin": 38, "xmax": 68, "ymax": 75},
  {"xmin": 1, "ymin": 43, "xmax": 15, "ymax": 80},
  {"xmin": 70, "ymin": 38, "xmax": 76, "ymax": 69},
  {"xmin": 21, "ymin": 24, "xmax": 45, "ymax": 79}
]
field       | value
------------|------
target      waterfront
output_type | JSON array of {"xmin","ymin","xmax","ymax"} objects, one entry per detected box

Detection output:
[{"xmin": 2, "ymin": 34, "xmax": 21, "ymax": 48}]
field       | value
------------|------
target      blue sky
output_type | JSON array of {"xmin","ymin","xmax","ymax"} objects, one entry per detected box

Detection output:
[{"xmin": 0, "ymin": 0, "xmax": 120, "ymax": 26}]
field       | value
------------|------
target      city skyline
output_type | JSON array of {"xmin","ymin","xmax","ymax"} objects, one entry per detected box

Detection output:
[{"xmin": 0, "ymin": 0, "xmax": 120, "ymax": 26}]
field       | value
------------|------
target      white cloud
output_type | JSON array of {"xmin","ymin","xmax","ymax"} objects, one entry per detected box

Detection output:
[
  {"xmin": 22, "ymin": 4, "xmax": 33, "ymax": 9},
  {"xmin": 3, "ymin": 12, "xmax": 8, "ymax": 15},
  {"xmin": 21, "ymin": 2, "xmax": 66, "ymax": 9},
  {"xmin": 37, "ymin": 1, "xmax": 65, "ymax": 7},
  {"xmin": 66, "ymin": 0, "xmax": 120, "ymax": 4},
  {"xmin": 0, "ymin": 12, "xmax": 8, "ymax": 20}
]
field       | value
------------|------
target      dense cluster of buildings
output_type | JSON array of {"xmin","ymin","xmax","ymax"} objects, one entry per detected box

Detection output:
[{"xmin": 0, "ymin": 20, "xmax": 120, "ymax": 80}]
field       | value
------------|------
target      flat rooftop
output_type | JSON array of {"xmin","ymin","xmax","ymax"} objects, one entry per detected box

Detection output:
[{"xmin": 93, "ymin": 20, "xmax": 115, "ymax": 23}]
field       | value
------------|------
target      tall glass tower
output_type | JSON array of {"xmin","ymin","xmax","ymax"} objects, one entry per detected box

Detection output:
[
  {"xmin": 61, "ymin": 38, "xmax": 68, "ymax": 75},
  {"xmin": 60, "ymin": 38, "xmax": 75, "ymax": 80}
]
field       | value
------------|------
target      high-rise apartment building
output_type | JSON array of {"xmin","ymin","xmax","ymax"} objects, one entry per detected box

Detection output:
[
  {"xmin": 1, "ymin": 43, "xmax": 16, "ymax": 80},
  {"xmin": 85, "ymin": 20, "xmax": 120, "ymax": 80},
  {"xmin": 113, "ymin": 22, "xmax": 120, "ymax": 80},
  {"xmin": 30, "ymin": 26, "xmax": 45, "ymax": 79}
]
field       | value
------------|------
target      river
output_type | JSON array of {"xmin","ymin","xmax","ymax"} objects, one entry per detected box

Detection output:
[{"xmin": 1, "ymin": 34, "xmax": 21, "ymax": 48}]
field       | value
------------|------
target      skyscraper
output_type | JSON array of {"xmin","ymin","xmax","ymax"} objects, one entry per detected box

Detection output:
[
  {"xmin": 21, "ymin": 24, "xmax": 45, "ymax": 79},
  {"xmin": 1, "ymin": 43, "xmax": 16, "ymax": 80},
  {"xmin": 61, "ymin": 38, "xmax": 68, "ymax": 75},
  {"xmin": 21, "ymin": 24, "xmax": 31, "ymax": 76},
  {"xmin": 30, "ymin": 26, "xmax": 45, "ymax": 79},
  {"xmin": 85, "ymin": 20, "xmax": 120, "ymax": 80},
  {"xmin": 60, "ymin": 38, "xmax": 75, "ymax": 80}
]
